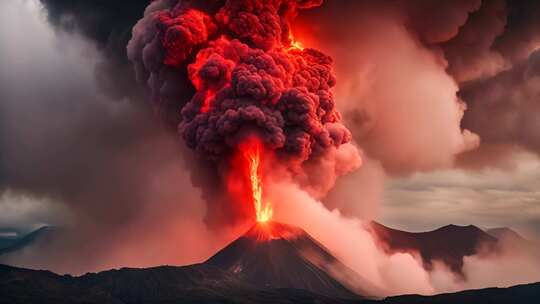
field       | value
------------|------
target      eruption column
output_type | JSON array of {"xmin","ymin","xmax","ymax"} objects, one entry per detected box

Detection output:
[
  {"xmin": 243, "ymin": 141, "xmax": 273, "ymax": 223},
  {"xmin": 128, "ymin": 0, "xmax": 361, "ymax": 225}
]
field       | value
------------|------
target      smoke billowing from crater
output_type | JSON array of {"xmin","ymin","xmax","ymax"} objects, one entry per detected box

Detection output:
[{"xmin": 127, "ymin": 0, "xmax": 361, "ymax": 225}]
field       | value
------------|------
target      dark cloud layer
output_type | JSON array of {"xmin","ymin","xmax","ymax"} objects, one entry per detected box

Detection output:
[
  {"xmin": 0, "ymin": 0, "xmax": 234, "ymax": 273},
  {"xmin": 460, "ymin": 50, "xmax": 540, "ymax": 156},
  {"xmin": 411, "ymin": 0, "xmax": 540, "ymax": 160},
  {"xmin": 1, "ymin": 0, "xmax": 166, "ymax": 222},
  {"xmin": 39, "ymin": 0, "xmax": 148, "ymax": 101},
  {"xmin": 296, "ymin": 0, "xmax": 540, "ymax": 170},
  {"xmin": 295, "ymin": 1, "xmax": 479, "ymax": 175},
  {"xmin": 127, "ymin": 0, "xmax": 351, "ymax": 163}
]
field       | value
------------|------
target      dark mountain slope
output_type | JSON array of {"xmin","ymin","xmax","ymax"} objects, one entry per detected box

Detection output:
[
  {"xmin": 0, "ymin": 264, "xmax": 120, "ymax": 304},
  {"xmin": 0, "ymin": 263, "xmax": 257, "ymax": 304},
  {"xmin": 206, "ymin": 221, "xmax": 379, "ymax": 298},
  {"xmin": 368, "ymin": 222, "xmax": 498, "ymax": 273},
  {"xmin": 0, "ymin": 263, "xmax": 350, "ymax": 304},
  {"xmin": 1, "ymin": 263, "xmax": 539, "ymax": 304}
]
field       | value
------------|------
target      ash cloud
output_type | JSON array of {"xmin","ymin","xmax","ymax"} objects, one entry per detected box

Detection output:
[
  {"xmin": 38, "ymin": 0, "xmax": 149, "ymax": 101},
  {"xmin": 127, "ymin": 0, "xmax": 362, "ymax": 224},
  {"xmin": 412, "ymin": 0, "xmax": 540, "ymax": 163},
  {"xmin": 460, "ymin": 50, "xmax": 540, "ymax": 159},
  {"xmin": 128, "ymin": 0, "xmax": 355, "ymax": 164},
  {"xmin": 295, "ymin": 1, "xmax": 480, "ymax": 176},
  {"xmin": 295, "ymin": 0, "xmax": 540, "ymax": 173}
]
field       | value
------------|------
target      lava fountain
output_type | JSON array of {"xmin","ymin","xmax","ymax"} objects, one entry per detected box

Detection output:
[{"xmin": 243, "ymin": 141, "xmax": 273, "ymax": 222}]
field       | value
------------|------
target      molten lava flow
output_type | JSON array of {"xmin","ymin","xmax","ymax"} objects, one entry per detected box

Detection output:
[{"xmin": 243, "ymin": 142, "xmax": 273, "ymax": 223}]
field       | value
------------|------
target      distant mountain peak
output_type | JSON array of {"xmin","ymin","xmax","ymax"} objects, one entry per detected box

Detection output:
[
  {"xmin": 437, "ymin": 224, "xmax": 482, "ymax": 232},
  {"xmin": 369, "ymin": 221, "xmax": 498, "ymax": 274}
]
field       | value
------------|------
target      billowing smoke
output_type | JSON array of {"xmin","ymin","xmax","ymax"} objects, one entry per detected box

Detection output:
[
  {"xmin": 293, "ymin": 0, "xmax": 481, "ymax": 176},
  {"xmin": 460, "ymin": 50, "xmax": 540, "ymax": 161},
  {"xmin": 127, "ymin": 0, "xmax": 361, "ymax": 224},
  {"xmin": 407, "ymin": 0, "xmax": 540, "ymax": 166}
]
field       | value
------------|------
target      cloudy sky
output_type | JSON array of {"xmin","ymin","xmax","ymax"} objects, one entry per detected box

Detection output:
[
  {"xmin": 1, "ymin": 0, "xmax": 539, "ymax": 242},
  {"xmin": 383, "ymin": 151, "xmax": 540, "ymax": 237}
]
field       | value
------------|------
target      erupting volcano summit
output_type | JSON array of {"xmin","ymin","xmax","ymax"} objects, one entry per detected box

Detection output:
[{"xmin": 205, "ymin": 220, "xmax": 379, "ymax": 298}]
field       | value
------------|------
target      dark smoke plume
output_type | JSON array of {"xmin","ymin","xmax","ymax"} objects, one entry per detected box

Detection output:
[
  {"xmin": 406, "ymin": 0, "xmax": 540, "ymax": 161},
  {"xmin": 39, "ymin": 0, "xmax": 149, "ymax": 101},
  {"xmin": 435, "ymin": 0, "xmax": 540, "ymax": 162},
  {"xmin": 460, "ymin": 49, "xmax": 540, "ymax": 156},
  {"xmin": 295, "ymin": 0, "xmax": 540, "ymax": 172},
  {"xmin": 127, "ymin": 0, "xmax": 361, "ymax": 224}
]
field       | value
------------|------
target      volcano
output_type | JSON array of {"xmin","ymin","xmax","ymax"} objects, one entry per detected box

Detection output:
[{"xmin": 205, "ymin": 221, "xmax": 379, "ymax": 299}]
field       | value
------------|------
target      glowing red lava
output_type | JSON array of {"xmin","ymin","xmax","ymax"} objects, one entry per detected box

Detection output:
[
  {"xmin": 287, "ymin": 32, "xmax": 304, "ymax": 51},
  {"xmin": 242, "ymin": 140, "xmax": 273, "ymax": 223}
]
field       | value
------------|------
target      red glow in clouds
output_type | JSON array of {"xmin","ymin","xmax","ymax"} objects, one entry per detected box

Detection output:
[
  {"xmin": 129, "ymin": 0, "xmax": 360, "ymax": 225},
  {"xmin": 200, "ymin": 90, "xmax": 216, "ymax": 113},
  {"xmin": 287, "ymin": 32, "xmax": 304, "ymax": 51}
]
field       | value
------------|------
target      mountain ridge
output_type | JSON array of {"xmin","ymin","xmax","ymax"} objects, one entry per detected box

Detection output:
[
  {"xmin": 1, "ymin": 263, "xmax": 539, "ymax": 303},
  {"xmin": 368, "ymin": 222, "xmax": 499, "ymax": 274}
]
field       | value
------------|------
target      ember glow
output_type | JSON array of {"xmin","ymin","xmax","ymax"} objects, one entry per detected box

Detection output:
[
  {"xmin": 243, "ymin": 141, "xmax": 273, "ymax": 223},
  {"xmin": 288, "ymin": 32, "xmax": 304, "ymax": 51}
]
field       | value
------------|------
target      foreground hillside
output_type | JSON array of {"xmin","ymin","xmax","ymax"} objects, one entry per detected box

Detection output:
[{"xmin": 1, "ymin": 264, "xmax": 539, "ymax": 304}]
